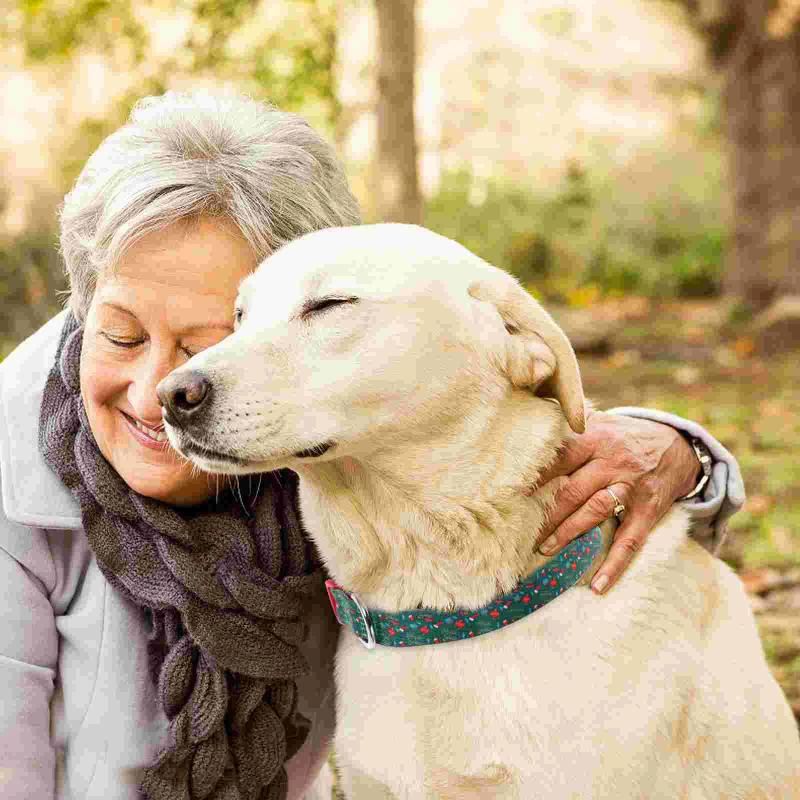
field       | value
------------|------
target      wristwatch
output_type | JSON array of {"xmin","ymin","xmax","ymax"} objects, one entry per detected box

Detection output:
[{"xmin": 678, "ymin": 437, "xmax": 713, "ymax": 501}]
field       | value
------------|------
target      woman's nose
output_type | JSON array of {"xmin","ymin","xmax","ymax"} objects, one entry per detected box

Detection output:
[
  {"xmin": 127, "ymin": 349, "xmax": 182, "ymax": 423},
  {"xmin": 157, "ymin": 371, "xmax": 211, "ymax": 427}
]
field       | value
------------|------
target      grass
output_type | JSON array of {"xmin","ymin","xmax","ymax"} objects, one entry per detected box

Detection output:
[{"xmin": 579, "ymin": 301, "xmax": 799, "ymax": 573}]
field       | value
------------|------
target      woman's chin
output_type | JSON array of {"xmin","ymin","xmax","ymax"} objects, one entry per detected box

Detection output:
[{"xmin": 114, "ymin": 455, "xmax": 217, "ymax": 507}]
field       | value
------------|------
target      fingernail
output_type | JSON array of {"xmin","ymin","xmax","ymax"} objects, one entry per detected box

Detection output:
[
  {"xmin": 592, "ymin": 574, "xmax": 609, "ymax": 594},
  {"xmin": 539, "ymin": 535, "xmax": 558, "ymax": 555}
]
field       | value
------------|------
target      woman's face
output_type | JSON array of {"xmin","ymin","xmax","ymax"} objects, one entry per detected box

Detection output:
[{"xmin": 80, "ymin": 215, "xmax": 258, "ymax": 506}]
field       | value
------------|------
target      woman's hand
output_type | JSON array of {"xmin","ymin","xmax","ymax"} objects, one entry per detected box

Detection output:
[{"xmin": 532, "ymin": 411, "xmax": 701, "ymax": 594}]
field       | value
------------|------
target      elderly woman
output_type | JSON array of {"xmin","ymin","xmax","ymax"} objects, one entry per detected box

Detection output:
[{"xmin": 0, "ymin": 91, "xmax": 743, "ymax": 800}]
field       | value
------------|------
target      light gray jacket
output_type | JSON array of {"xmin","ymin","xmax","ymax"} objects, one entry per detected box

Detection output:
[{"xmin": 0, "ymin": 312, "xmax": 744, "ymax": 799}]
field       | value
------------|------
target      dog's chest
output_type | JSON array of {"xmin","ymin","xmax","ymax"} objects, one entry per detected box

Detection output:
[{"xmin": 333, "ymin": 586, "xmax": 690, "ymax": 798}]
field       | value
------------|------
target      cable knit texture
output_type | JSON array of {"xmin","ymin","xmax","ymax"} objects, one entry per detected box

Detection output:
[{"xmin": 39, "ymin": 313, "xmax": 323, "ymax": 800}]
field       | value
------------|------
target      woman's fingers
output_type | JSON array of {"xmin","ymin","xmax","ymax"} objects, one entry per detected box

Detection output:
[
  {"xmin": 590, "ymin": 509, "xmax": 656, "ymax": 594},
  {"xmin": 527, "ymin": 430, "xmax": 593, "ymax": 491},
  {"xmin": 539, "ymin": 480, "xmax": 632, "ymax": 555},
  {"xmin": 537, "ymin": 455, "xmax": 626, "ymax": 542}
]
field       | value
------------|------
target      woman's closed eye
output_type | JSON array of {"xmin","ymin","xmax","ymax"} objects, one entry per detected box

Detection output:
[
  {"xmin": 102, "ymin": 332, "xmax": 199, "ymax": 360},
  {"xmin": 102, "ymin": 332, "xmax": 145, "ymax": 349}
]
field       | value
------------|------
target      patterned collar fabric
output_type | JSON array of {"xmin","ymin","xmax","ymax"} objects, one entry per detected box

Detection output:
[{"xmin": 325, "ymin": 526, "xmax": 603, "ymax": 648}]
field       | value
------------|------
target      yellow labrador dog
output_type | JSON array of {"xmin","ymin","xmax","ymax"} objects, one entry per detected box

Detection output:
[{"xmin": 160, "ymin": 224, "xmax": 800, "ymax": 799}]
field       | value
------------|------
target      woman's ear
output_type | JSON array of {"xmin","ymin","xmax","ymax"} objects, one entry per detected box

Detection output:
[{"xmin": 468, "ymin": 272, "xmax": 586, "ymax": 434}]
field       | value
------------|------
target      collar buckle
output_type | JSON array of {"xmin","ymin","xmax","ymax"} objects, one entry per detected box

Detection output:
[{"xmin": 348, "ymin": 591, "xmax": 377, "ymax": 649}]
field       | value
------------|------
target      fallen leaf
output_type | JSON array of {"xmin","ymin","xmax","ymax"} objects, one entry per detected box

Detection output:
[
  {"xmin": 673, "ymin": 366, "xmax": 700, "ymax": 385},
  {"xmin": 686, "ymin": 326, "xmax": 705, "ymax": 342},
  {"xmin": 740, "ymin": 567, "xmax": 783, "ymax": 595},
  {"xmin": 713, "ymin": 347, "xmax": 738, "ymax": 367},
  {"xmin": 770, "ymin": 526, "xmax": 795, "ymax": 557},
  {"xmin": 745, "ymin": 495, "xmax": 772, "ymax": 515},
  {"xmin": 606, "ymin": 349, "xmax": 641, "ymax": 368},
  {"xmin": 733, "ymin": 336, "xmax": 756, "ymax": 358}
]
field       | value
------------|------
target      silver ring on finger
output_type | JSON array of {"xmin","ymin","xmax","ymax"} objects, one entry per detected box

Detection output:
[{"xmin": 606, "ymin": 487, "xmax": 626, "ymax": 522}]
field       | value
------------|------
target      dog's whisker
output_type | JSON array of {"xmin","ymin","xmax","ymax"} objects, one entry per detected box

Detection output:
[
  {"xmin": 252, "ymin": 472, "xmax": 263, "ymax": 509},
  {"xmin": 233, "ymin": 475, "xmax": 247, "ymax": 514}
]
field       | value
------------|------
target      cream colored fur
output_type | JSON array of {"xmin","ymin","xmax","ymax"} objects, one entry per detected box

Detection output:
[{"xmin": 166, "ymin": 224, "xmax": 800, "ymax": 799}]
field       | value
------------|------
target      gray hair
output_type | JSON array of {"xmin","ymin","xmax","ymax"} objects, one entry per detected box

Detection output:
[{"xmin": 59, "ymin": 89, "xmax": 362, "ymax": 321}]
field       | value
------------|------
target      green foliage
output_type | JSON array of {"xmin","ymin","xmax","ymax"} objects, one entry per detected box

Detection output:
[
  {"xmin": 724, "ymin": 298, "xmax": 757, "ymax": 329},
  {"xmin": 4, "ymin": 0, "xmax": 342, "ymax": 149},
  {"xmin": 424, "ymin": 151, "xmax": 726, "ymax": 303},
  {"xmin": 534, "ymin": 7, "xmax": 577, "ymax": 37},
  {"xmin": 185, "ymin": 0, "xmax": 341, "ymax": 129},
  {"xmin": 0, "ymin": 221, "xmax": 65, "ymax": 356},
  {"xmin": 246, "ymin": 0, "xmax": 341, "ymax": 132},
  {"xmin": 13, "ymin": 0, "xmax": 148, "ymax": 63},
  {"xmin": 187, "ymin": 0, "xmax": 261, "ymax": 70}
]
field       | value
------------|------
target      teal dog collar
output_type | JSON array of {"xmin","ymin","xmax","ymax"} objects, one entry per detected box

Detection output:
[{"xmin": 325, "ymin": 526, "xmax": 603, "ymax": 649}]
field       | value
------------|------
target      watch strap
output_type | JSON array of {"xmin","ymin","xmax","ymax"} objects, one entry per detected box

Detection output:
[{"xmin": 679, "ymin": 436, "xmax": 713, "ymax": 500}]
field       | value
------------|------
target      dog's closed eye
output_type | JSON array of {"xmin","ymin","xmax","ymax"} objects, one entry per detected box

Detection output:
[{"xmin": 300, "ymin": 296, "xmax": 360, "ymax": 319}]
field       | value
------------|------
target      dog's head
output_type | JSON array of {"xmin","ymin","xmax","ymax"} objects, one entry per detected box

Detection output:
[{"xmin": 158, "ymin": 223, "xmax": 584, "ymax": 474}]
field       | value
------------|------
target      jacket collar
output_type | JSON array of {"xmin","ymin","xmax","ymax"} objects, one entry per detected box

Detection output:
[{"xmin": 0, "ymin": 310, "xmax": 82, "ymax": 529}]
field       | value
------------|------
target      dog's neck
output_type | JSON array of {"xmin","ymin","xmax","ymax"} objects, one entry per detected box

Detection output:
[{"xmin": 295, "ymin": 391, "xmax": 574, "ymax": 612}]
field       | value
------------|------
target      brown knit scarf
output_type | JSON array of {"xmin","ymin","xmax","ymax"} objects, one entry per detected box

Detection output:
[{"xmin": 39, "ymin": 312, "xmax": 324, "ymax": 800}]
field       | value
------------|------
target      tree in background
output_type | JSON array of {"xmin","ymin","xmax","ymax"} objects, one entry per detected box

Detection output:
[
  {"xmin": 679, "ymin": 0, "xmax": 800, "ymax": 311},
  {"xmin": 373, "ymin": 0, "xmax": 422, "ymax": 224}
]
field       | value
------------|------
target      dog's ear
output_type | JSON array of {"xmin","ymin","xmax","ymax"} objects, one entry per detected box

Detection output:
[{"xmin": 469, "ymin": 273, "xmax": 586, "ymax": 434}]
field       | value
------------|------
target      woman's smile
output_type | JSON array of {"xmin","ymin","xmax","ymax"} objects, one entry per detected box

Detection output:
[{"xmin": 119, "ymin": 409, "xmax": 169, "ymax": 449}]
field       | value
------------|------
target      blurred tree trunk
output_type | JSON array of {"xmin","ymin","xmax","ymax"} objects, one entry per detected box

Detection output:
[
  {"xmin": 686, "ymin": 0, "xmax": 800, "ymax": 309},
  {"xmin": 374, "ymin": 0, "xmax": 422, "ymax": 224},
  {"xmin": 760, "ymin": 2, "xmax": 800, "ymax": 301}
]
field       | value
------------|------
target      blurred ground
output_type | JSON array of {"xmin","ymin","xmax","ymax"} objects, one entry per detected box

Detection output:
[{"xmin": 574, "ymin": 296, "xmax": 800, "ymax": 720}]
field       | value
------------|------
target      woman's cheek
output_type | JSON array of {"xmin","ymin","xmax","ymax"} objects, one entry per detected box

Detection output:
[{"xmin": 80, "ymin": 337, "xmax": 127, "ymax": 410}]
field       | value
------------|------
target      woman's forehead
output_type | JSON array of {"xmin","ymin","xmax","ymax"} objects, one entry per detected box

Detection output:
[
  {"xmin": 91, "ymin": 220, "xmax": 255, "ymax": 331},
  {"xmin": 102, "ymin": 214, "xmax": 251, "ymax": 284},
  {"xmin": 114, "ymin": 217, "xmax": 257, "ymax": 275},
  {"xmin": 92, "ymin": 291, "xmax": 234, "ymax": 335}
]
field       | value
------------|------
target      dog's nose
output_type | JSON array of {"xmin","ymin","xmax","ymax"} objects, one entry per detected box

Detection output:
[{"xmin": 157, "ymin": 371, "xmax": 211, "ymax": 426}]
